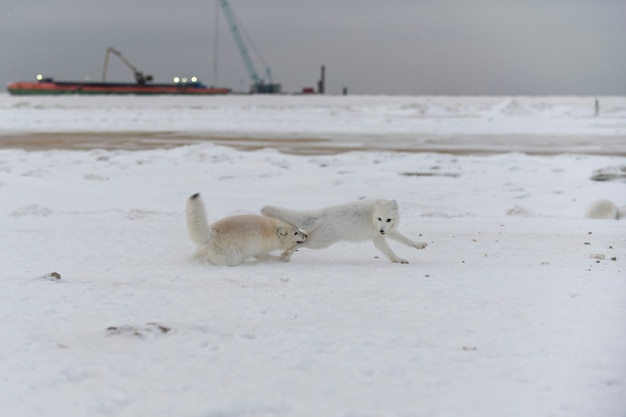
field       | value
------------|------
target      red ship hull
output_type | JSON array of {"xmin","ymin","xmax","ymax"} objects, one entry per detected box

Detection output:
[{"xmin": 7, "ymin": 81, "xmax": 230, "ymax": 95}]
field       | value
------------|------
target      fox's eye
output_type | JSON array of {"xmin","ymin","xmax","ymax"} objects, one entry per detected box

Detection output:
[
  {"xmin": 387, "ymin": 218, "xmax": 392, "ymax": 223},
  {"xmin": 378, "ymin": 218, "xmax": 382, "ymax": 221}
]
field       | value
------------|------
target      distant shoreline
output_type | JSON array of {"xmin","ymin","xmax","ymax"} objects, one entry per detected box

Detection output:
[{"xmin": 1, "ymin": 131, "xmax": 625, "ymax": 156}]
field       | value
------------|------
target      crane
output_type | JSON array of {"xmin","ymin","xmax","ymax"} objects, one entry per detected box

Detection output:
[
  {"xmin": 218, "ymin": 0, "xmax": 281, "ymax": 93},
  {"xmin": 102, "ymin": 47, "xmax": 153, "ymax": 84}
]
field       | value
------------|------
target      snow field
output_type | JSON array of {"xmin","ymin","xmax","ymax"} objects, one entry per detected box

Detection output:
[{"xmin": 1, "ymin": 141, "xmax": 625, "ymax": 416}]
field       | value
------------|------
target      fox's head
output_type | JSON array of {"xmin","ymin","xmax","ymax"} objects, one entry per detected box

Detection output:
[
  {"xmin": 373, "ymin": 200, "xmax": 399, "ymax": 236},
  {"xmin": 277, "ymin": 227, "xmax": 308, "ymax": 245}
]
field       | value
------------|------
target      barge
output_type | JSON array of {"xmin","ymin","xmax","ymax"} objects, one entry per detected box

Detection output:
[
  {"xmin": 6, "ymin": 47, "xmax": 230, "ymax": 96},
  {"xmin": 7, "ymin": 78, "xmax": 230, "ymax": 95}
]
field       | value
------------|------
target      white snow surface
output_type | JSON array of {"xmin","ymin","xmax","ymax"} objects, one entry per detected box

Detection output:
[
  {"xmin": 2, "ymin": 95, "xmax": 626, "ymax": 137},
  {"xmin": 2, "ymin": 94, "xmax": 626, "ymax": 155},
  {"xmin": 1, "ymin": 94, "xmax": 626, "ymax": 417}
]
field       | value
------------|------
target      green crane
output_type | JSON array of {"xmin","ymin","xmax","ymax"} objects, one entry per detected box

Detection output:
[{"xmin": 218, "ymin": 0, "xmax": 281, "ymax": 93}]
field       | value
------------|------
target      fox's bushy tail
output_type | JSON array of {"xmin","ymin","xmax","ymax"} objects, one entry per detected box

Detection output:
[{"xmin": 186, "ymin": 193, "xmax": 214, "ymax": 245}]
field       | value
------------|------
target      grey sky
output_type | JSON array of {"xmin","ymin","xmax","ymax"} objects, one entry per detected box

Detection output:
[{"xmin": 1, "ymin": 0, "xmax": 625, "ymax": 95}]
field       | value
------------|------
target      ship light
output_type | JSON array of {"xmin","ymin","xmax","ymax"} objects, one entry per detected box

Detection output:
[
  {"xmin": 173, "ymin": 77, "xmax": 180, "ymax": 83},
  {"xmin": 182, "ymin": 77, "xmax": 188, "ymax": 83},
  {"xmin": 191, "ymin": 76, "xmax": 198, "ymax": 83},
  {"xmin": 36, "ymin": 74, "xmax": 44, "ymax": 81}
]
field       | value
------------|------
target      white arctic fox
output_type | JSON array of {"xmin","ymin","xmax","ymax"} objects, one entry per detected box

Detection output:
[
  {"xmin": 585, "ymin": 199, "xmax": 625, "ymax": 220},
  {"xmin": 261, "ymin": 199, "xmax": 427, "ymax": 264},
  {"xmin": 186, "ymin": 193, "xmax": 307, "ymax": 266},
  {"xmin": 585, "ymin": 199, "xmax": 618, "ymax": 219}
]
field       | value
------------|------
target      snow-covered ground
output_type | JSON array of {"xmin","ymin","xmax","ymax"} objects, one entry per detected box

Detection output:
[{"xmin": 1, "ymin": 94, "xmax": 625, "ymax": 417}]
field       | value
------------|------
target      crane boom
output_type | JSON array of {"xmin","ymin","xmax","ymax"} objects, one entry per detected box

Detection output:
[
  {"xmin": 102, "ymin": 47, "xmax": 153, "ymax": 84},
  {"xmin": 217, "ymin": 0, "xmax": 280, "ymax": 93},
  {"xmin": 218, "ymin": 0, "xmax": 260, "ymax": 86}
]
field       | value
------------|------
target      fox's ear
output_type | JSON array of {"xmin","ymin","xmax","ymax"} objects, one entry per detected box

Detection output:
[
  {"xmin": 277, "ymin": 228, "xmax": 288, "ymax": 237},
  {"xmin": 390, "ymin": 200, "xmax": 398, "ymax": 209}
]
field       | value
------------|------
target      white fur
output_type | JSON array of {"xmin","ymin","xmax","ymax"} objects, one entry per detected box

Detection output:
[
  {"xmin": 585, "ymin": 199, "xmax": 619, "ymax": 220},
  {"xmin": 261, "ymin": 199, "xmax": 427, "ymax": 264},
  {"xmin": 186, "ymin": 193, "xmax": 307, "ymax": 266}
]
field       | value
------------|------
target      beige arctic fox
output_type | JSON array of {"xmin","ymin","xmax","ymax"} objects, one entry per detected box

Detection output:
[
  {"xmin": 262, "ymin": 199, "xmax": 427, "ymax": 264},
  {"xmin": 186, "ymin": 193, "xmax": 307, "ymax": 266}
]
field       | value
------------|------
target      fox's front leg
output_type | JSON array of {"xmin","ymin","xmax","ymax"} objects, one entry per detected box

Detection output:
[
  {"xmin": 373, "ymin": 236, "xmax": 408, "ymax": 264},
  {"xmin": 389, "ymin": 230, "xmax": 428, "ymax": 250},
  {"xmin": 279, "ymin": 245, "xmax": 299, "ymax": 262}
]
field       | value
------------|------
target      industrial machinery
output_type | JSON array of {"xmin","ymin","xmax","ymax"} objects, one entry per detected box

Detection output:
[
  {"xmin": 7, "ymin": 47, "xmax": 230, "ymax": 95},
  {"xmin": 218, "ymin": 0, "xmax": 281, "ymax": 93},
  {"xmin": 101, "ymin": 47, "xmax": 153, "ymax": 84}
]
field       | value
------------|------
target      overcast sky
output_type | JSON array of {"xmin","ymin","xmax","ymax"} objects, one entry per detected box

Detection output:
[{"xmin": 1, "ymin": 0, "xmax": 625, "ymax": 95}]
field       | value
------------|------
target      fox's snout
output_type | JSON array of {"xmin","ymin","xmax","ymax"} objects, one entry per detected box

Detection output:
[{"xmin": 295, "ymin": 230, "xmax": 307, "ymax": 244}]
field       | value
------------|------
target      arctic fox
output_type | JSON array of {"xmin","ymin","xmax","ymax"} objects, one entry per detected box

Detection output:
[
  {"xmin": 261, "ymin": 199, "xmax": 427, "ymax": 263},
  {"xmin": 585, "ymin": 199, "xmax": 625, "ymax": 220},
  {"xmin": 186, "ymin": 193, "xmax": 307, "ymax": 266}
]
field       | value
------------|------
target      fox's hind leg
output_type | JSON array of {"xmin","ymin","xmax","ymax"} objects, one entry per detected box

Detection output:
[{"xmin": 261, "ymin": 206, "xmax": 320, "ymax": 231}]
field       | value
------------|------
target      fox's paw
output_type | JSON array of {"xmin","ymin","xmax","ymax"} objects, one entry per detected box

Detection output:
[
  {"xmin": 392, "ymin": 258, "xmax": 409, "ymax": 264},
  {"xmin": 279, "ymin": 249, "xmax": 294, "ymax": 262},
  {"xmin": 413, "ymin": 242, "xmax": 428, "ymax": 250}
]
